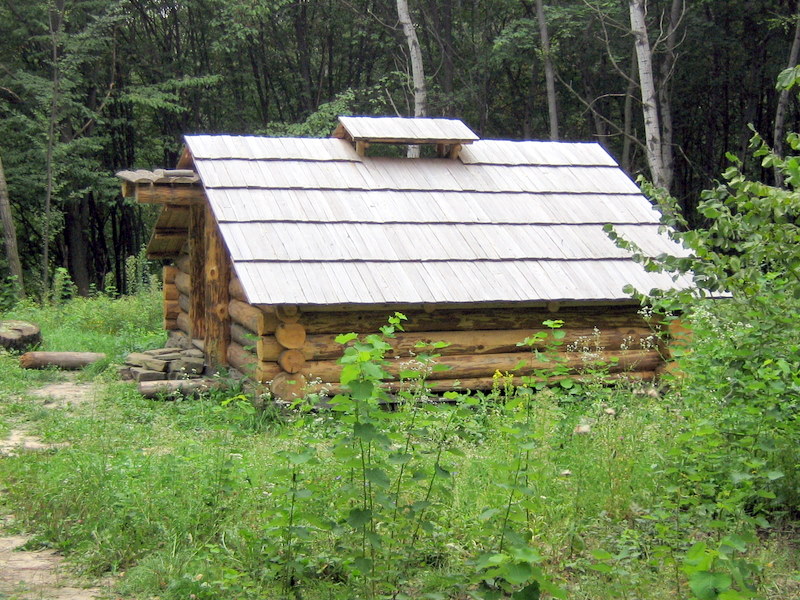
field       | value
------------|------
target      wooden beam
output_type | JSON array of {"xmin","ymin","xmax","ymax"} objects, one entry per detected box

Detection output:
[
  {"xmin": 189, "ymin": 204, "xmax": 206, "ymax": 339},
  {"xmin": 176, "ymin": 147, "xmax": 194, "ymax": 170},
  {"xmin": 153, "ymin": 228, "xmax": 189, "ymax": 239},
  {"xmin": 136, "ymin": 184, "xmax": 204, "ymax": 205},
  {"xmin": 203, "ymin": 205, "xmax": 231, "ymax": 366},
  {"xmin": 121, "ymin": 181, "xmax": 136, "ymax": 197}
]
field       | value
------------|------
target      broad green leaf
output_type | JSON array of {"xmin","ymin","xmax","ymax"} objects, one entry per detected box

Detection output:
[
  {"xmin": 346, "ymin": 508, "xmax": 372, "ymax": 529},
  {"xmin": 510, "ymin": 546, "xmax": 542, "ymax": 563},
  {"xmin": 689, "ymin": 571, "xmax": 733, "ymax": 600},
  {"xmin": 503, "ymin": 561, "xmax": 534, "ymax": 585},
  {"xmin": 365, "ymin": 467, "xmax": 390, "ymax": 488},
  {"xmin": 511, "ymin": 581, "xmax": 540, "ymax": 600}
]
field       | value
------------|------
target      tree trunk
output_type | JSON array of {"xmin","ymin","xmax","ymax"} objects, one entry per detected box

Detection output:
[
  {"xmin": 397, "ymin": 0, "xmax": 427, "ymax": 157},
  {"xmin": 773, "ymin": 1, "xmax": 800, "ymax": 186},
  {"xmin": 43, "ymin": 0, "xmax": 66, "ymax": 299},
  {"xmin": 0, "ymin": 154, "xmax": 24, "ymax": 296},
  {"xmin": 535, "ymin": 0, "xmax": 559, "ymax": 140},
  {"xmin": 629, "ymin": 0, "xmax": 672, "ymax": 190},
  {"xmin": 622, "ymin": 47, "xmax": 638, "ymax": 173},
  {"xmin": 656, "ymin": 0, "xmax": 682, "ymax": 190},
  {"xmin": 65, "ymin": 197, "xmax": 90, "ymax": 295}
]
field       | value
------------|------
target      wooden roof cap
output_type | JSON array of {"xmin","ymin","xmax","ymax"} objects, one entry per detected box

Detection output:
[
  {"xmin": 116, "ymin": 169, "xmax": 199, "ymax": 185},
  {"xmin": 332, "ymin": 116, "xmax": 479, "ymax": 145}
]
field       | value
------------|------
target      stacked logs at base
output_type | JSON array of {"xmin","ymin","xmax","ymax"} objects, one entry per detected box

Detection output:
[
  {"xmin": 166, "ymin": 252, "xmax": 192, "ymax": 335},
  {"xmin": 222, "ymin": 279, "xmax": 663, "ymax": 400},
  {"xmin": 120, "ymin": 346, "xmax": 206, "ymax": 382}
]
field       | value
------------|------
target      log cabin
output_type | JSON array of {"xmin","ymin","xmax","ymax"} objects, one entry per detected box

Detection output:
[{"xmin": 117, "ymin": 116, "xmax": 694, "ymax": 399}]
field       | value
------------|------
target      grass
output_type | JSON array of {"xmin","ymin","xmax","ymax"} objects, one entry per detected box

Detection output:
[{"xmin": 0, "ymin": 291, "xmax": 798, "ymax": 599}]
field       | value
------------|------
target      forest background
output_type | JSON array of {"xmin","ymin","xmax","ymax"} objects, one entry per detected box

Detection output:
[{"xmin": 0, "ymin": 0, "xmax": 799, "ymax": 299}]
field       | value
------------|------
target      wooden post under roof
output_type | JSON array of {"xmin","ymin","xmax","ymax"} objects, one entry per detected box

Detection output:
[
  {"xmin": 189, "ymin": 204, "xmax": 206, "ymax": 340},
  {"xmin": 204, "ymin": 204, "xmax": 231, "ymax": 365}
]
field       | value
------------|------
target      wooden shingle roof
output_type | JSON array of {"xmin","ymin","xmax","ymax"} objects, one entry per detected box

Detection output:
[{"xmin": 183, "ymin": 118, "xmax": 692, "ymax": 306}]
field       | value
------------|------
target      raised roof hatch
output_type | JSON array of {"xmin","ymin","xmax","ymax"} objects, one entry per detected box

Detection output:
[{"xmin": 332, "ymin": 116, "xmax": 479, "ymax": 158}]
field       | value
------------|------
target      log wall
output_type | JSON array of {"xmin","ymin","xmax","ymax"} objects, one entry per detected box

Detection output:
[{"xmin": 170, "ymin": 251, "xmax": 664, "ymax": 401}]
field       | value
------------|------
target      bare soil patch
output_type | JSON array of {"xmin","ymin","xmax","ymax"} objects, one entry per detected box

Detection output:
[{"xmin": 0, "ymin": 379, "xmax": 115, "ymax": 599}]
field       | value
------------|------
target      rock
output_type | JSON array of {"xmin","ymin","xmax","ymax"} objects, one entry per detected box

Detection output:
[
  {"xmin": 124, "ymin": 352, "xmax": 150, "ymax": 367},
  {"xmin": 141, "ymin": 357, "xmax": 169, "ymax": 372},
  {"xmin": 130, "ymin": 367, "xmax": 167, "ymax": 382}
]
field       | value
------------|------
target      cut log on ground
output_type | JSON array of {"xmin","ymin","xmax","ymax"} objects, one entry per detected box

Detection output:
[
  {"xmin": 0, "ymin": 320, "xmax": 41, "ymax": 352},
  {"xmin": 20, "ymin": 351, "xmax": 106, "ymax": 370}
]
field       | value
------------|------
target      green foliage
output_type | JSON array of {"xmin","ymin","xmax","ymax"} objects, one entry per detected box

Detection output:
[
  {"xmin": 602, "ymin": 71, "xmax": 800, "ymax": 600},
  {"xmin": 3, "ymin": 285, "xmax": 165, "ymax": 361}
]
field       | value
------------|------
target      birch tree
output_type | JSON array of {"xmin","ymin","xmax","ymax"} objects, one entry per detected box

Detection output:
[
  {"xmin": 397, "ymin": 0, "xmax": 426, "ymax": 157},
  {"xmin": 629, "ymin": 0, "xmax": 674, "ymax": 190}
]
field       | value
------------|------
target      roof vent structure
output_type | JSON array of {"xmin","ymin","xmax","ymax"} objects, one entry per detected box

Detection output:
[{"xmin": 332, "ymin": 115, "xmax": 479, "ymax": 158}]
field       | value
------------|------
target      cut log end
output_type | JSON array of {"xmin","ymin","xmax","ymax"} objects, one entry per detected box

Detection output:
[
  {"xmin": 278, "ymin": 349, "xmax": 306, "ymax": 374},
  {"xmin": 270, "ymin": 372, "xmax": 308, "ymax": 401},
  {"xmin": 275, "ymin": 322, "xmax": 307, "ymax": 349},
  {"xmin": 0, "ymin": 320, "xmax": 42, "ymax": 352}
]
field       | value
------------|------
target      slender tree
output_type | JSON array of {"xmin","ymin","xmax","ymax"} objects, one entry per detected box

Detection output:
[
  {"xmin": 773, "ymin": 0, "xmax": 800, "ymax": 186},
  {"xmin": 535, "ymin": 0, "xmax": 559, "ymax": 140},
  {"xmin": 629, "ymin": 0, "xmax": 672, "ymax": 190},
  {"xmin": 42, "ymin": 0, "xmax": 66, "ymax": 298},
  {"xmin": 397, "ymin": 0, "xmax": 427, "ymax": 156},
  {"xmin": 0, "ymin": 153, "xmax": 24, "ymax": 296}
]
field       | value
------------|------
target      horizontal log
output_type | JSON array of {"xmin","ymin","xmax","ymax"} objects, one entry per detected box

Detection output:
[
  {"xmin": 297, "ymin": 306, "xmax": 649, "ymax": 335},
  {"xmin": 257, "ymin": 361, "xmax": 283, "ymax": 383},
  {"xmin": 175, "ymin": 253, "xmax": 190, "ymax": 274},
  {"xmin": 138, "ymin": 378, "xmax": 220, "ymax": 399},
  {"xmin": 178, "ymin": 293, "xmax": 190, "ymax": 314},
  {"xmin": 227, "ymin": 342, "xmax": 257, "ymax": 378},
  {"xmin": 256, "ymin": 326, "xmax": 655, "ymax": 362},
  {"xmin": 163, "ymin": 265, "xmax": 178, "ymax": 285},
  {"xmin": 231, "ymin": 322, "xmax": 258, "ymax": 349},
  {"xmin": 177, "ymin": 311, "xmax": 192, "ymax": 336},
  {"xmin": 164, "ymin": 299, "xmax": 180, "ymax": 320},
  {"xmin": 301, "ymin": 349, "xmax": 661, "ymax": 383},
  {"xmin": 164, "ymin": 317, "xmax": 178, "ymax": 331},
  {"xmin": 164, "ymin": 282, "xmax": 179, "ymax": 301},
  {"xmin": 300, "ymin": 370, "xmax": 657, "ymax": 397},
  {"xmin": 175, "ymin": 271, "xmax": 191, "ymax": 296},
  {"xmin": 229, "ymin": 299, "xmax": 260, "ymax": 334},
  {"xmin": 20, "ymin": 351, "xmax": 106, "ymax": 370},
  {"xmin": 136, "ymin": 184, "xmax": 204, "ymax": 205},
  {"xmin": 229, "ymin": 276, "xmax": 247, "ymax": 302}
]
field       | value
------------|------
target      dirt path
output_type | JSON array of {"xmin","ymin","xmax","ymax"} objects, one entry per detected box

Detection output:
[{"xmin": 0, "ymin": 378, "xmax": 115, "ymax": 600}]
